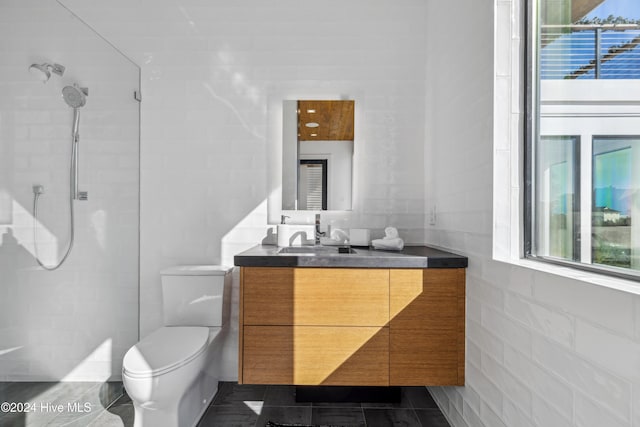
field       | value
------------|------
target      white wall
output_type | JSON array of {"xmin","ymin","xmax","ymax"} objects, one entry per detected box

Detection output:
[
  {"xmin": 0, "ymin": 0, "xmax": 139, "ymax": 381},
  {"xmin": 61, "ymin": 0, "xmax": 429, "ymax": 376},
  {"xmin": 426, "ymin": 1, "xmax": 640, "ymax": 427}
]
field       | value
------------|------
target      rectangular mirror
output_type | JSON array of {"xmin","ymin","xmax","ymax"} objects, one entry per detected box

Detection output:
[{"xmin": 282, "ymin": 100, "xmax": 354, "ymax": 211}]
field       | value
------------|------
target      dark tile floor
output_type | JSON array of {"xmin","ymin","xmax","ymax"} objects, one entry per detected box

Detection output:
[
  {"xmin": 0, "ymin": 381, "xmax": 450, "ymax": 426},
  {"xmin": 198, "ymin": 382, "xmax": 451, "ymax": 427}
]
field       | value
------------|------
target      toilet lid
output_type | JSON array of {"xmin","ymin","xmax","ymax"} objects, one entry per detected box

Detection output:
[{"xmin": 123, "ymin": 327, "xmax": 209, "ymax": 378}]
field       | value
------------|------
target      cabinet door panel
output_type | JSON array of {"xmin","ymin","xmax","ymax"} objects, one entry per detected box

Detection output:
[
  {"xmin": 389, "ymin": 269, "xmax": 465, "ymax": 385},
  {"xmin": 243, "ymin": 325, "xmax": 389, "ymax": 386},
  {"xmin": 243, "ymin": 267, "xmax": 389, "ymax": 326},
  {"xmin": 390, "ymin": 269, "xmax": 461, "ymax": 328},
  {"xmin": 390, "ymin": 329, "xmax": 459, "ymax": 385},
  {"xmin": 243, "ymin": 267, "xmax": 295, "ymax": 325}
]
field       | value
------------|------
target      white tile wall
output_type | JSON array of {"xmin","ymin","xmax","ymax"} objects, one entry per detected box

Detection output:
[
  {"xmin": 0, "ymin": 0, "xmax": 139, "ymax": 381},
  {"xmin": 426, "ymin": 0, "xmax": 640, "ymax": 426},
  {"xmin": 534, "ymin": 273, "xmax": 635, "ymax": 337},
  {"xmin": 504, "ymin": 345, "xmax": 573, "ymax": 420},
  {"xmin": 533, "ymin": 333, "xmax": 631, "ymax": 419}
]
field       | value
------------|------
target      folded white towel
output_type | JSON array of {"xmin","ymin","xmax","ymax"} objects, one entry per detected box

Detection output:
[
  {"xmin": 330, "ymin": 228, "xmax": 350, "ymax": 243},
  {"xmin": 320, "ymin": 237, "xmax": 344, "ymax": 246},
  {"xmin": 384, "ymin": 226, "xmax": 399, "ymax": 239},
  {"xmin": 320, "ymin": 228, "xmax": 350, "ymax": 246},
  {"xmin": 371, "ymin": 237, "xmax": 404, "ymax": 250}
]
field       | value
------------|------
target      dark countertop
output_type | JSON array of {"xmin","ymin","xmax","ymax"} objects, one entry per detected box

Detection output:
[{"xmin": 234, "ymin": 244, "xmax": 468, "ymax": 269}]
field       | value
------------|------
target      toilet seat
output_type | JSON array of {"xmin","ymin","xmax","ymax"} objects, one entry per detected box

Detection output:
[{"xmin": 123, "ymin": 326, "xmax": 209, "ymax": 379}]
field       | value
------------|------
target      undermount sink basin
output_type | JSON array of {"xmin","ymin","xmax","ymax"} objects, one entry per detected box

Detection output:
[{"xmin": 278, "ymin": 246, "xmax": 356, "ymax": 255}]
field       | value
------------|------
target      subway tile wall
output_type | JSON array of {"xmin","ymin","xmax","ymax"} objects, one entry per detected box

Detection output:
[
  {"xmin": 0, "ymin": 0, "xmax": 139, "ymax": 380},
  {"xmin": 61, "ymin": 0, "xmax": 429, "ymax": 368},
  {"xmin": 425, "ymin": 1, "xmax": 640, "ymax": 426}
]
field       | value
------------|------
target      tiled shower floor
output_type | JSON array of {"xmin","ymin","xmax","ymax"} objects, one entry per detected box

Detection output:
[{"xmin": 0, "ymin": 381, "xmax": 450, "ymax": 426}]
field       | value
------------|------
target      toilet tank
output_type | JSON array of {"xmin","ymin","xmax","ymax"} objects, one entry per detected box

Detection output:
[{"xmin": 160, "ymin": 265, "xmax": 232, "ymax": 327}]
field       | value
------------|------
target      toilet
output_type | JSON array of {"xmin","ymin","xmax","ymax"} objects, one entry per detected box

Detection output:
[{"xmin": 122, "ymin": 265, "xmax": 232, "ymax": 427}]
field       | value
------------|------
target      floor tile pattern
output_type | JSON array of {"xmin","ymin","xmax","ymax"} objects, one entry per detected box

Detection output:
[
  {"xmin": 198, "ymin": 382, "xmax": 451, "ymax": 427},
  {"xmin": 0, "ymin": 381, "xmax": 450, "ymax": 426}
]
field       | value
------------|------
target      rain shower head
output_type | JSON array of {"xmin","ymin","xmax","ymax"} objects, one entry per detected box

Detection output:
[
  {"xmin": 62, "ymin": 85, "xmax": 87, "ymax": 109},
  {"xmin": 29, "ymin": 63, "xmax": 65, "ymax": 83}
]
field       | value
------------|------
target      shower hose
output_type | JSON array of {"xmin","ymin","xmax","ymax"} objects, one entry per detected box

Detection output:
[{"xmin": 32, "ymin": 136, "xmax": 77, "ymax": 271}]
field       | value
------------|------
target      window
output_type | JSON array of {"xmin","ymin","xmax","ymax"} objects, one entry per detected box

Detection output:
[
  {"xmin": 534, "ymin": 136, "xmax": 580, "ymax": 262},
  {"xmin": 527, "ymin": 0, "xmax": 640, "ymax": 278},
  {"xmin": 592, "ymin": 137, "xmax": 639, "ymax": 269}
]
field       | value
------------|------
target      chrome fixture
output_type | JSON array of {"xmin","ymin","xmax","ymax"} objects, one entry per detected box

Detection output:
[
  {"xmin": 32, "ymin": 83, "xmax": 89, "ymax": 270},
  {"xmin": 62, "ymin": 85, "xmax": 87, "ymax": 109},
  {"xmin": 29, "ymin": 62, "xmax": 65, "ymax": 83},
  {"xmin": 62, "ymin": 85, "xmax": 88, "ymax": 200},
  {"xmin": 315, "ymin": 213, "xmax": 325, "ymax": 245}
]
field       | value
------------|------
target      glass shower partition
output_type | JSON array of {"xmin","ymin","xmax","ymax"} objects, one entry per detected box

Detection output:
[{"xmin": 0, "ymin": 1, "xmax": 139, "ymax": 424}]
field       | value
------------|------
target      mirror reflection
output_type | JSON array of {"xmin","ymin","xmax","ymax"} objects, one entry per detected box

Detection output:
[{"xmin": 282, "ymin": 100, "xmax": 354, "ymax": 211}]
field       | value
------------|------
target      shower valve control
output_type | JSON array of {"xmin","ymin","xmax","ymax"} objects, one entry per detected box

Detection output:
[{"xmin": 78, "ymin": 191, "xmax": 88, "ymax": 201}]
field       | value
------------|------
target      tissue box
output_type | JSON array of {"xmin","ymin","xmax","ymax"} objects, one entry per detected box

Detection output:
[{"xmin": 349, "ymin": 228, "xmax": 370, "ymax": 246}]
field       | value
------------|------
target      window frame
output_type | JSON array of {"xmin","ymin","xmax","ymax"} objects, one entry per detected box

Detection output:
[{"xmin": 523, "ymin": 0, "xmax": 640, "ymax": 282}]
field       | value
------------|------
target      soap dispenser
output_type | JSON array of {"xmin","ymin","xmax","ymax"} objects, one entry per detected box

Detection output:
[{"xmin": 277, "ymin": 215, "xmax": 291, "ymax": 247}]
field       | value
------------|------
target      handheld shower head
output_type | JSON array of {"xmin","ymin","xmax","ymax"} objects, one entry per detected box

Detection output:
[
  {"xmin": 29, "ymin": 63, "xmax": 65, "ymax": 83},
  {"xmin": 62, "ymin": 85, "xmax": 87, "ymax": 138},
  {"xmin": 62, "ymin": 85, "xmax": 87, "ymax": 109}
]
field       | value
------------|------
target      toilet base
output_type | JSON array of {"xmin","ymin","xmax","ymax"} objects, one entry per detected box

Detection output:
[
  {"xmin": 131, "ymin": 380, "xmax": 218, "ymax": 427},
  {"xmin": 125, "ymin": 328, "xmax": 225, "ymax": 427}
]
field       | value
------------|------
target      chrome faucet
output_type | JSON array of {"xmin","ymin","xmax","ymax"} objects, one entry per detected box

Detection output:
[{"xmin": 315, "ymin": 214, "xmax": 325, "ymax": 245}]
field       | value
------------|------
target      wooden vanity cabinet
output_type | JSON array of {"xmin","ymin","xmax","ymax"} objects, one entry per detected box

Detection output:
[{"xmin": 239, "ymin": 266, "xmax": 465, "ymax": 387}]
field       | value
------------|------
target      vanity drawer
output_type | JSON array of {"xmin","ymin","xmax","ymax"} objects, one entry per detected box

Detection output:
[
  {"xmin": 242, "ymin": 325, "xmax": 389, "ymax": 386},
  {"xmin": 242, "ymin": 267, "xmax": 389, "ymax": 327}
]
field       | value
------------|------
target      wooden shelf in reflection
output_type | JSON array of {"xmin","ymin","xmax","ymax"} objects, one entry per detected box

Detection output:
[{"xmin": 298, "ymin": 100, "xmax": 354, "ymax": 141}]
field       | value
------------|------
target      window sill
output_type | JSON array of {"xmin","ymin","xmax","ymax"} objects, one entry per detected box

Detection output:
[{"xmin": 496, "ymin": 255, "xmax": 640, "ymax": 296}]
